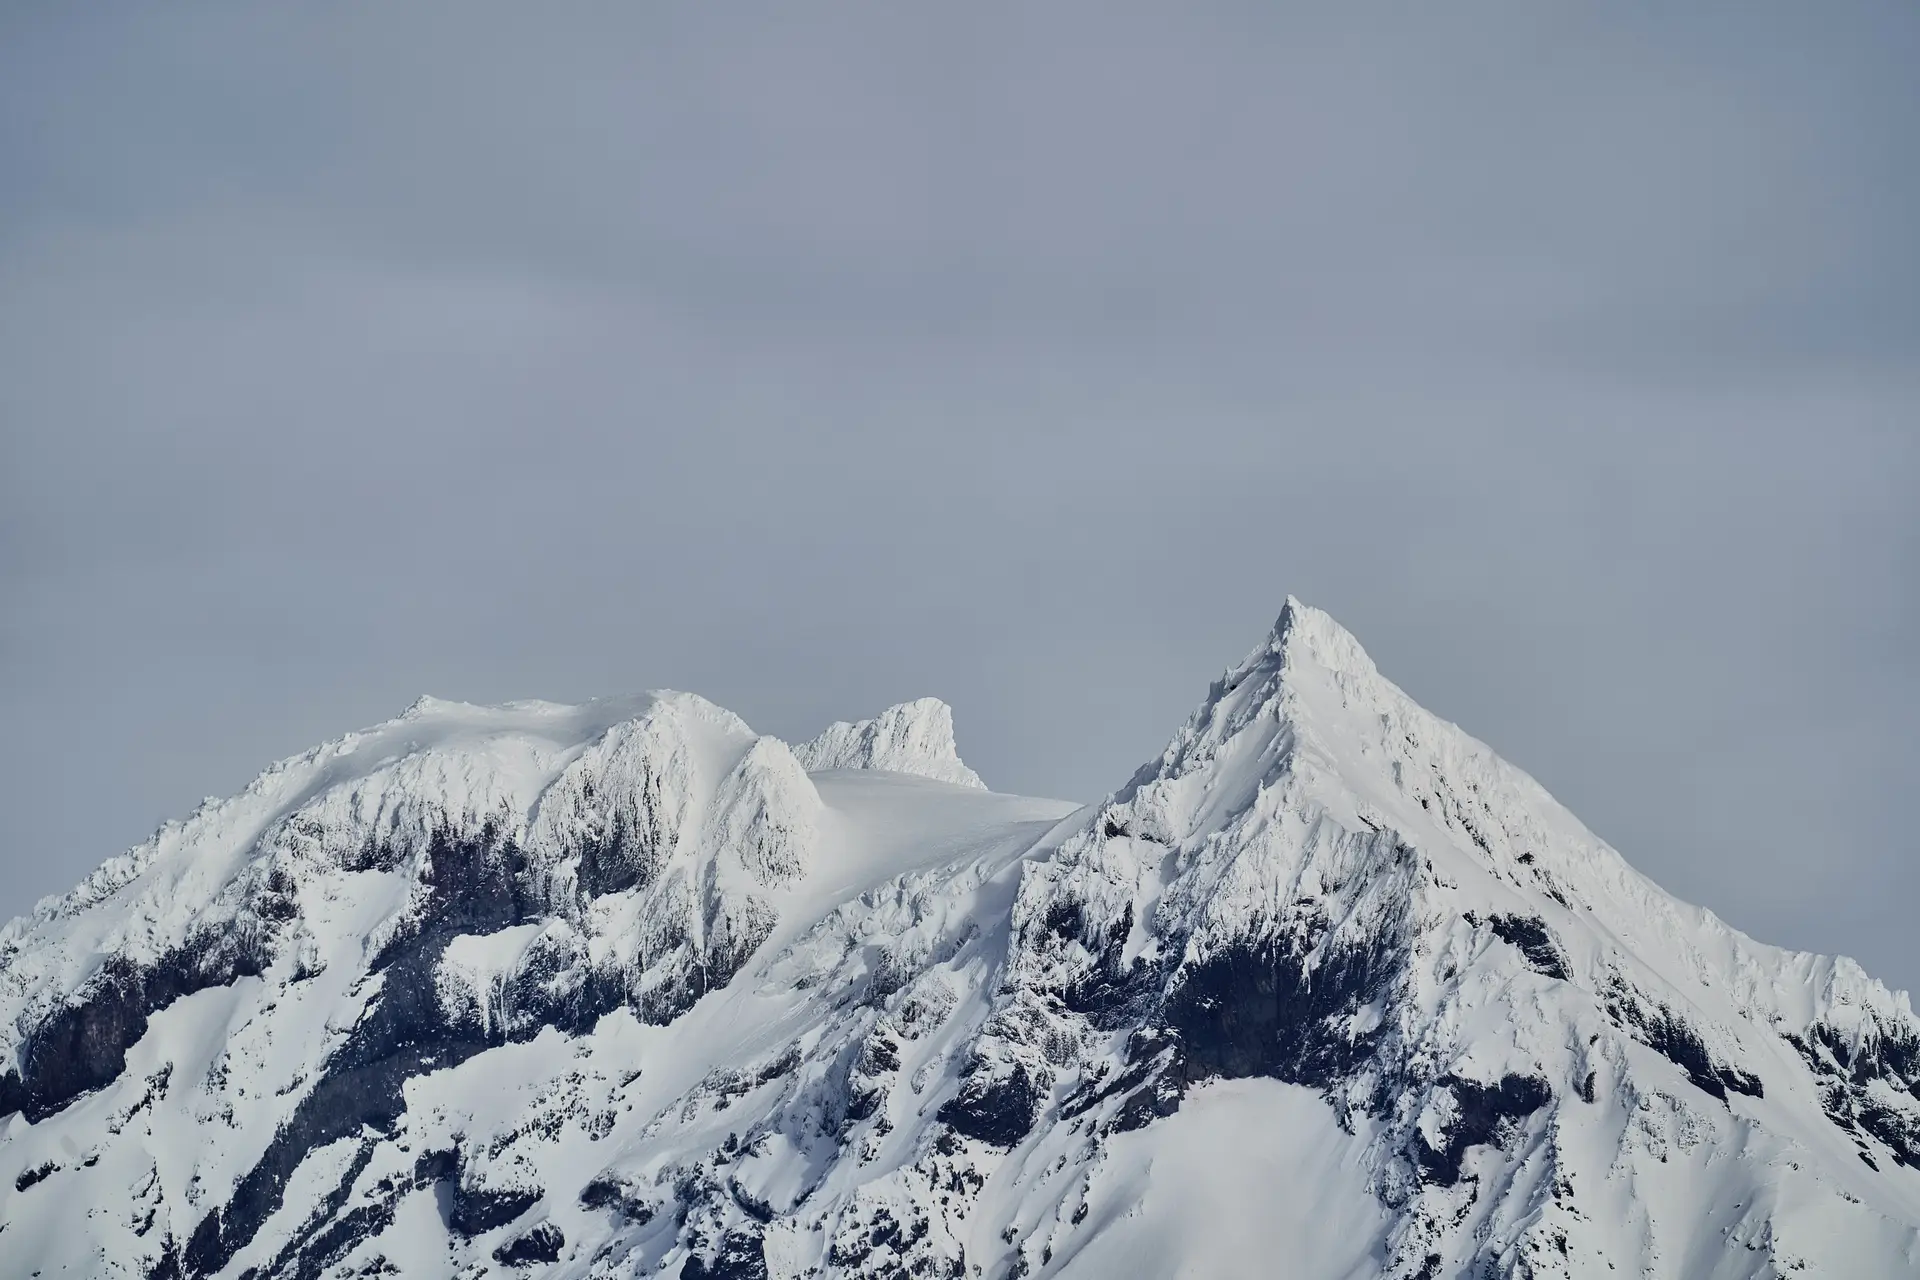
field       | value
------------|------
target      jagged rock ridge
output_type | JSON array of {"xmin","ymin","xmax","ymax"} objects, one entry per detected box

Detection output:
[{"xmin": 2, "ymin": 601, "xmax": 1917, "ymax": 1279}]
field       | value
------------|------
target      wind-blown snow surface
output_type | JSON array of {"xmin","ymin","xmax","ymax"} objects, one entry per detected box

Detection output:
[{"xmin": 4, "ymin": 603, "xmax": 1919, "ymax": 1279}]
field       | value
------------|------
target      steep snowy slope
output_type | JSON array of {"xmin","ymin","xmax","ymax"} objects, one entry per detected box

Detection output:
[{"xmin": 3, "ymin": 602, "xmax": 1918, "ymax": 1279}]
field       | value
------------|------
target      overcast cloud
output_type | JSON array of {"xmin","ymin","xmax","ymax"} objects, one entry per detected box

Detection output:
[{"xmin": 3, "ymin": 4, "xmax": 1917, "ymax": 990}]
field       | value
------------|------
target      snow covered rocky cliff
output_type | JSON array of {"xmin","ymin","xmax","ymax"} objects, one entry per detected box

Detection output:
[{"xmin": 3, "ymin": 600, "xmax": 1917, "ymax": 1278}]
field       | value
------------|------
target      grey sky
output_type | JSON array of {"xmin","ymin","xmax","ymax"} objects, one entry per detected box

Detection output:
[{"xmin": 3, "ymin": 5, "xmax": 1916, "ymax": 991}]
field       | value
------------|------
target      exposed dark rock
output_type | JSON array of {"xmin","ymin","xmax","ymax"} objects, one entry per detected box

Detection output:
[
  {"xmin": 861, "ymin": 1034, "xmax": 901, "ymax": 1076},
  {"xmin": 569, "ymin": 766, "xmax": 679, "ymax": 900},
  {"xmin": 1822, "ymin": 1020, "xmax": 1920, "ymax": 1091},
  {"xmin": 1059, "ymin": 906, "xmax": 1164, "ymax": 1033},
  {"xmin": 1487, "ymin": 915, "xmax": 1571, "ymax": 982},
  {"xmin": 182, "ymin": 976, "xmax": 487, "ymax": 1272},
  {"xmin": 1061, "ymin": 1030, "xmax": 1184, "ymax": 1134},
  {"xmin": 1044, "ymin": 888, "xmax": 1406, "ymax": 1139},
  {"xmin": 842, "ymin": 1030, "xmax": 901, "ymax": 1128},
  {"xmin": 729, "ymin": 1181, "xmax": 776, "ymax": 1225},
  {"xmin": 1607, "ymin": 981, "xmax": 1762, "ymax": 1103},
  {"xmin": 1643, "ymin": 1016, "xmax": 1763, "ymax": 1102},
  {"xmin": 1415, "ymin": 1074, "xmax": 1553, "ymax": 1186},
  {"xmin": 493, "ymin": 1221, "xmax": 565, "ymax": 1267},
  {"xmin": 280, "ymin": 1197, "xmax": 399, "ymax": 1280},
  {"xmin": 412, "ymin": 1148, "xmax": 459, "ymax": 1183},
  {"xmin": 1042, "ymin": 899, "xmax": 1085, "ymax": 941},
  {"xmin": 581, "ymin": 1174, "xmax": 658, "ymax": 1224},
  {"xmin": 938, "ymin": 1062, "xmax": 1041, "ymax": 1147},
  {"xmin": 682, "ymin": 1227, "xmax": 769, "ymax": 1280},
  {"xmin": 366, "ymin": 827, "xmax": 544, "ymax": 973},
  {"xmin": 257, "ymin": 1138, "xmax": 386, "ymax": 1280},
  {"xmin": 3, "ymin": 928, "xmax": 268, "ymax": 1123},
  {"xmin": 843, "ymin": 1079, "xmax": 883, "ymax": 1126},
  {"xmin": 163, "ymin": 802, "xmax": 744, "ymax": 1272},
  {"xmin": 1854, "ymin": 1097, "xmax": 1920, "ymax": 1169},
  {"xmin": 1109, "ymin": 1067, "xmax": 1186, "ymax": 1134},
  {"xmin": 14, "ymin": 1159, "xmax": 57, "ymax": 1192},
  {"xmin": 1163, "ymin": 929, "xmax": 1399, "ymax": 1088},
  {"xmin": 184, "ymin": 829, "xmax": 545, "ymax": 1277},
  {"xmin": 1786, "ymin": 1029, "xmax": 1920, "ymax": 1168},
  {"xmin": 448, "ymin": 1183, "xmax": 542, "ymax": 1238},
  {"xmin": 825, "ymin": 1205, "xmax": 944, "ymax": 1276},
  {"xmin": 626, "ymin": 913, "xmax": 772, "ymax": 1027},
  {"xmin": 147, "ymin": 1245, "xmax": 183, "ymax": 1280}
]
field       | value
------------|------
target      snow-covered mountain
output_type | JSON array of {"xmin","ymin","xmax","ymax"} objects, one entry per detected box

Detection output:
[{"xmin": 3, "ymin": 600, "xmax": 1917, "ymax": 1279}]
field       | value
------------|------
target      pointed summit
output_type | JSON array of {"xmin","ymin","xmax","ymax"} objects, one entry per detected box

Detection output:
[
  {"xmin": 1120, "ymin": 596, "xmax": 1384, "ymax": 803},
  {"xmin": 1234, "ymin": 595, "xmax": 1379, "ymax": 686},
  {"xmin": 794, "ymin": 697, "xmax": 986, "ymax": 789},
  {"xmin": 6, "ymin": 598, "xmax": 1920, "ymax": 1278}
]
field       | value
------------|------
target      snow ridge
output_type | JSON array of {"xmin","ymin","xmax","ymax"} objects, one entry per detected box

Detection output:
[{"xmin": 3, "ymin": 602, "xmax": 1919, "ymax": 1280}]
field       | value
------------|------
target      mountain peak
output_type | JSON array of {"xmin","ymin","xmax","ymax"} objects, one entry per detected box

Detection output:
[
  {"xmin": 7, "ymin": 606, "xmax": 1920, "ymax": 1279},
  {"xmin": 793, "ymin": 696, "xmax": 986, "ymax": 789},
  {"xmin": 1248, "ymin": 595, "xmax": 1378, "ymax": 683},
  {"xmin": 1118, "ymin": 596, "xmax": 1383, "ymax": 806}
]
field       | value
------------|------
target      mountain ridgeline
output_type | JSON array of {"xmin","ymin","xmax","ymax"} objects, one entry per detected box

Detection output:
[{"xmin": 3, "ymin": 601, "xmax": 1918, "ymax": 1278}]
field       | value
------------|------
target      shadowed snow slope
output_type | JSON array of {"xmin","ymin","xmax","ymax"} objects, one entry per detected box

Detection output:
[{"xmin": 3, "ymin": 600, "xmax": 1918, "ymax": 1279}]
